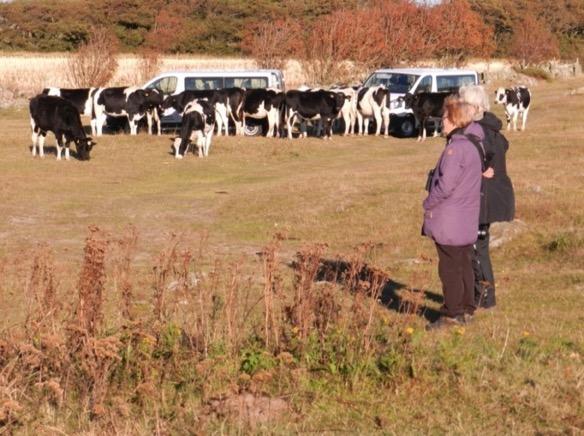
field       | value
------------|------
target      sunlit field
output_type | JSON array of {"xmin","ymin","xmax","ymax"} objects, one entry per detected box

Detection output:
[{"xmin": 0, "ymin": 77, "xmax": 582, "ymax": 433}]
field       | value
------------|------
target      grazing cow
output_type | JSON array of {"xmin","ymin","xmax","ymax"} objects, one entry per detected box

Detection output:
[
  {"xmin": 92, "ymin": 87, "xmax": 160, "ymax": 136},
  {"xmin": 330, "ymin": 86, "xmax": 358, "ymax": 136},
  {"xmin": 42, "ymin": 87, "xmax": 99, "ymax": 135},
  {"xmin": 240, "ymin": 88, "xmax": 285, "ymax": 137},
  {"xmin": 172, "ymin": 99, "xmax": 216, "ymax": 159},
  {"xmin": 356, "ymin": 85, "xmax": 391, "ymax": 137},
  {"xmin": 403, "ymin": 91, "xmax": 454, "ymax": 141},
  {"xmin": 284, "ymin": 89, "xmax": 346, "ymax": 139},
  {"xmin": 494, "ymin": 86, "xmax": 531, "ymax": 131},
  {"xmin": 29, "ymin": 95, "xmax": 95, "ymax": 161}
]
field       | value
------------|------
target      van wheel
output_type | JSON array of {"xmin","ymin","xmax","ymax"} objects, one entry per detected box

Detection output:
[
  {"xmin": 399, "ymin": 115, "xmax": 416, "ymax": 138},
  {"xmin": 244, "ymin": 124, "xmax": 264, "ymax": 136}
]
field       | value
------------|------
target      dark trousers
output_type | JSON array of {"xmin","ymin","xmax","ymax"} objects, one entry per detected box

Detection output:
[
  {"xmin": 472, "ymin": 224, "xmax": 496, "ymax": 308},
  {"xmin": 436, "ymin": 243, "xmax": 476, "ymax": 318}
]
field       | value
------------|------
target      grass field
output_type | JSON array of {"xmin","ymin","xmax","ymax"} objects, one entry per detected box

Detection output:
[{"xmin": 0, "ymin": 77, "xmax": 583, "ymax": 434}]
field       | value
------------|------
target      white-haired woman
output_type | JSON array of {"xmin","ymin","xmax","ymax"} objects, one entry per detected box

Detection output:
[{"xmin": 459, "ymin": 85, "xmax": 515, "ymax": 309}]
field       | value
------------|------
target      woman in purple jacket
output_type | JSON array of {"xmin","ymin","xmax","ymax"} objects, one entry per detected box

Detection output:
[{"xmin": 423, "ymin": 96, "xmax": 483, "ymax": 330}]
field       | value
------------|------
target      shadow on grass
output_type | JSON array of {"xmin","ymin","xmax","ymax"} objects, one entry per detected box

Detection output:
[{"xmin": 304, "ymin": 257, "xmax": 443, "ymax": 322}]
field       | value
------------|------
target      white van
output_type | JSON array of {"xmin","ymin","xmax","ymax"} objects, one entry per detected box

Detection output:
[
  {"xmin": 144, "ymin": 69, "xmax": 285, "ymax": 129},
  {"xmin": 363, "ymin": 68, "xmax": 479, "ymax": 137}
]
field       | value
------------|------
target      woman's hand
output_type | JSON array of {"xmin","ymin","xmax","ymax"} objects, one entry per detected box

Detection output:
[{"xmin": 483, "ymin": 167, "xmax": 494, "ymax": 178}]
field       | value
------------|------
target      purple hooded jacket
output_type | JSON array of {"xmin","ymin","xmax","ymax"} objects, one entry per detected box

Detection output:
[{"xmin": 422, "ymin": 127, "xmax": 483, "ymax": 246}]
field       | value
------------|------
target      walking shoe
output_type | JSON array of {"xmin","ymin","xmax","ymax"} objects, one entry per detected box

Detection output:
[{"xmin": 425, "ymin": 316, "xmax": 462, "ymax": 331}]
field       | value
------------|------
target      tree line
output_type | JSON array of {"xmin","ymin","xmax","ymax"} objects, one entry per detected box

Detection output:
[{"xmin": 0, "ymin": 0, "xmax": 582, "ymax": 65}]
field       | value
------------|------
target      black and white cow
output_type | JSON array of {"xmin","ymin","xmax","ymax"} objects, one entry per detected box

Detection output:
[
  {"xmin": 356, "ymin": 85, "xmax": 391, "ymax": 137},
  {"xmin": 284, "ymin": 90, "xmax": 346, "ymax": 139},
  {"xmin": 42, "ymin": 87, "xmax": 99, "ymax": 135},
  {"xmin": 403, "ymin": 91, "xmax": 454, "ymax": 141},
  {"xmin": 93, "ymin": 87, "xmax": 159, "ymax": 136},
  {"xmin": 172, "ymin": 99, "xmax": 216, "ymax": 159},
  {"xmin": 240, "ymin": 88, "xmax": 285, "ymax": 138},
  {"xmin": 29, "ymin": 95, "xmax": 95, "ymax": 161},
  {"xmin": 145, "ymin": 88, "xmax": 164, "ymax": 136},
  {"xmin": 494, "ymin": 86, "xmax": 531, "ymax": 131},
  {"xmin": 330, "ymin": 86, "xmax": 358, "ymax": 136}
]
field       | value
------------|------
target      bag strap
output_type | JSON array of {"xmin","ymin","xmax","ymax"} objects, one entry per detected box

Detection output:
[{"xmin": 464, "ymin": 133, "xmax": 487, "ymax": 172}]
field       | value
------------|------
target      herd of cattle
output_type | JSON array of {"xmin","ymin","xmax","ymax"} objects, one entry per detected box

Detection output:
[{"xmin": 28, "ymin": 83, "xmax": 532, "ymax": 161}]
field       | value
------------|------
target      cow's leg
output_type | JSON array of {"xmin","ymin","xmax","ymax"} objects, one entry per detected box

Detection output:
[
  {"xmin": 205, "ymin": 130, "xmax": 213, "ymax": 156},
  {"xmin": 129, "ymin": 115, "xmax": 139, "ymax": 135},
  {"xmin": 512, "ymin": 111, "xmax": 519, "ymax": 131},
  {"xmin": 214, "ymin": 110, "xmax": 223, "ymax": 136},
  {"xmin": 324, "ymin": 118, "xmax": 332, "ymax": 140},
  {"xmin": 266, "ymin": 112, "xmax": 274, "ymax": 138},
  {"xmin": 363, "ymin": 118, "xmax": 370, "ymax": 136},
  {"xmin": 31, "ymin": 128, "xmax": 38, "ymax": 157},
  {"xmin": 342, "ymin": 111, "xmax": 350, "ymax": 136},
  {"xmin": 146, "ymin": 112, "xmax": 153, "ymax": 135},
  {"xmin": 173, "ymin": 137, "xmax": 183, "ymax": 159},
  {"xmin": 521, "ymin": 108, "xmax": 529, "ymax": 131},
  {"xmin": 38, "ymin": 133, "xmax": 46, "ymax": 158},
  {"xmin": 96, "ymin": 113, "xmax": 107, "ymax": 136},
  {"xmin": 156, "ymin": 112, "xmax": 162, "ymax": 136},
  {"xmin": 373, "ymin": 108, "xmax": 382, "ymax": 136},
  {"xmin": 505, "ymin": 112, "xmax": 511, "ymax": 131},
  {"xmin": 286, "ymin": 111, "xmax": 295, "ymax": 140},
  {"xmin": 357, "ymin": 112, "xmax": 362, "ymax": 135},
  {"xmin": 55, "ymin": 132, "xmax": 63, "ymax": 161},
  {"xmin": 382, "ymin": 110, "xmax": 390, "ymax": 138}
]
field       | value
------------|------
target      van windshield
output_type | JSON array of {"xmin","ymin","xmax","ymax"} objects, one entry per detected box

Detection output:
[
  {"xmin": 364, "ymin": 73, "xmax": 419, "ymax": 93},
  {"xmin": 225, "ymin": 77, "xmax": 269, "ymax": 89},
  {"xmin": 147, "ymin": 76, "xmax": 177, "ymax": 95}
]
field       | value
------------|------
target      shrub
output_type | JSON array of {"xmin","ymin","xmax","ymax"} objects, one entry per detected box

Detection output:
[{"xmin": 66, "ymin": 27, "xmax": 119, "ymax": 87}]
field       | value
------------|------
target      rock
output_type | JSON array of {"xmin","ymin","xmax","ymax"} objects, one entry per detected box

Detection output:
[{"xmin": 490, "ymin": 219, "xmax": 527, "ymax": 249}]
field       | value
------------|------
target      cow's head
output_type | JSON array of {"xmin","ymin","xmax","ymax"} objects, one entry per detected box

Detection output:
[
  {"xmin": 329, "ymin": 92, "xmax": 347, "ymax": 116},
  {"xmin": 403, "ymin": 93, "xmax": 417, "ymax": 109},
  {"xmin": 494, "ymin": 88, "xmax": 507, "ymax": 105},
  {"xmin": 161, "ymin": 95, "xmax": 179, "ymax": 114},
  {"xmin": 74, "ymin": 137, "xmax": 95, "ymax": 161},
  {"xmin": 372, "ymin": 86, "xmax": 390, "ymax": 108},
  {"xmin": 199, "ymin": 100, "xmax": 216, "ymax": 127}
]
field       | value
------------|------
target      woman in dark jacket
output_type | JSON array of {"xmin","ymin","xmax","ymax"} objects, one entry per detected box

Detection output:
[
  {"xmin": 460, "ymin": 85, "xmax": 515, "ymax": 309},
  {"xmin": 423, "ymin": 97, "xmax": 482, "ymax": 330}
]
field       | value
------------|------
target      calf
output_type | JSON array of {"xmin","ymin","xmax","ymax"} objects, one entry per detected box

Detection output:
[
  {"xmin": 93, "ymin": 87, "xmax": 159, "ymax": 136},
  {"xmin": 29, "ymin": 95, "xmax": 95, "ymax": 160},
  {"xmin": 403, "ymin": 91, "xmax": 453, "ymax": 141},
  {"xmin": 240, "ymin": 88, "xmax": 285, "ymax": 137},
  {"xmin": 172, "ymin": 99, "xmax": 216, "ymax": 159},
  {"xmin": 494, "ymin": 86, "xmax": 531, "ymax": 131},
  {"xmin": 42, "ymin": 87, "xmax": 99, "ymax": 135},
  {"xmin": 356, "ymin": 85, "xmax": 391, "ymax": 137},
  {"xmin": 284, "ymin": 89, "xmax": 346, "ymax": 139}
]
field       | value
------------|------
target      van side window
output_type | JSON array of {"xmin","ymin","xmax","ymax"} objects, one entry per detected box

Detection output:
[
  {"xmin": 416, "ymin": 75, "xmax": 432, "ymax": 93},
  {"xmin": 437, "ymin": 75, "xmax": 476, "ymax": 92},
  {"xmin": 225, "ymin": 77, "xmax": 268, "ymax": 89},
  {"xmin": 149, "ymin": 76, "xmax": 177, "ymax": 95},
  {"xmin": 185, "ymin": 77, "xmax": 224, "ymax": 90}
]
